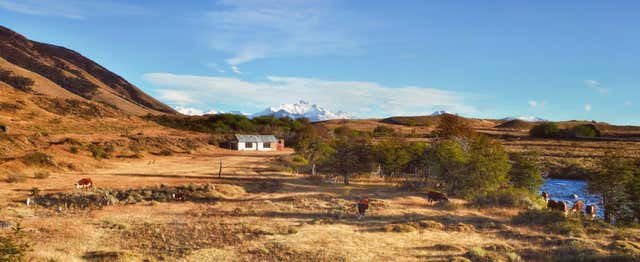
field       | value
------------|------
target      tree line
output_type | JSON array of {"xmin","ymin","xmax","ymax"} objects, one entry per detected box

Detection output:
[{"xmin": 296, "ymin": 114, "xmax": 545, "ymax": 204}]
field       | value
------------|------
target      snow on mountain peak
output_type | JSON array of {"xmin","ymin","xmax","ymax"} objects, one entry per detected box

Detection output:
[
  {"xmin": 252, "ymin": 101, "xmax": 351, "ymax": 122},
  {"xmin": 431, "ymin": 110, "xmax": 452, "ymax": 116}
]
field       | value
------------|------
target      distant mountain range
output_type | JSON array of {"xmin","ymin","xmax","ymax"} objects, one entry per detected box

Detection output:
[
  {"xmin": 503, "ymin": 116, "xmax": 548, "ymax": 122},
  {"xmin": 251, "ymin": 100, "xmax": 351, "ymax": 122}
]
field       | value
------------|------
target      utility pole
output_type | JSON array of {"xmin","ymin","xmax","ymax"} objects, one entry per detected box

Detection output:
[{"xmin": 218, "ymin": 159, "xmax": 222, "ymax": 179}]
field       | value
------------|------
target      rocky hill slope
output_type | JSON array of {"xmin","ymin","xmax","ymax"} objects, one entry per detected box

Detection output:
[{"xmin": 0, "ymin": 25, "xmax": 176, "ymax": 115}]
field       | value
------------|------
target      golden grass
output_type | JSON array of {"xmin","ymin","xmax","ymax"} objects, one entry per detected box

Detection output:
[{"xmin": 0, "ymin": 152, "xmax": 638, "ymax": 261}]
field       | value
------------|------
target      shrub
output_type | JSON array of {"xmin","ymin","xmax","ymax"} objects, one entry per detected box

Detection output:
[
  {"xmin": 466, "ymin": 247, "xmax": 487, "ymax": 261},
  {"xmin": 69, "ymin": 146, "xmax": 79, "ymax": 154},
  {"xmin": 0, "ymin": 223, "xmax": 30, "ymax": 261},
  {"xmin": 21, "ymin": 151, "xmax": 55, "ymax": 166},
  {"xmin": 33, "ymin": 171, "xmax": 50, "ymax": 179},
  {"xmin": 159, "ymin": 149, "xmax": 173, "ymax": 156},
  {"xmin": 372, "ymin": 125, "xmax": 396, "ymax": 137},
  {"xmin": 88, "ymin": 144, "xmax": 113, "ymax": 160},
  {"xmin": 4, "ymin": 172, "xmax": 28, "ymax": 183},
  {"xmin": 529, "ymin": 122, "xmax": 560, "ymax": 138},
  {"xmin": 0, "ymin": 69, "xmax": 34, "ymax": 92},
  {"xmin": 571, "ymin": 124, "xmax": 601, "ymax": 138},
  {"xmin": 473, "ymin": 188, "xmax": 536, "ymax": 208},
  {"xmin": 512, "ymin": 209, "xmax": 565, "ymax": 226}
]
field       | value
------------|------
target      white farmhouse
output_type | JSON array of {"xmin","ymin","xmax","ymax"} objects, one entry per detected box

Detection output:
[{"xmin": 232, "ymin": 134, "xmax": 284, "ymax": 151}]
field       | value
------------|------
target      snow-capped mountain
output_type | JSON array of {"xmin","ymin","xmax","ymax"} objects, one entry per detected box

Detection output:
[
  {"xmin": 251, "ymin": 101, "xmax": 351, "ymax": 122},
  {"xmin": 503, "ymin": 116, "xmax": 547, "ymax": 122}
]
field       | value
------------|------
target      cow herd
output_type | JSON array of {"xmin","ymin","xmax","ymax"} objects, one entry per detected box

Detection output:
[
  {"xmin": 70, "ymin": 178, "xmax": 599, "ymax": 221},
  {"xmin": 542, "ymin": 191, "xmax": 597, "ymax": 219}
]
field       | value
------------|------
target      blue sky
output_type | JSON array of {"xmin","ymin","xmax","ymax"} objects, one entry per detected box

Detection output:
[{"xmin": 1, "ymin": 0, "xmax": 639, "ymax": 124}]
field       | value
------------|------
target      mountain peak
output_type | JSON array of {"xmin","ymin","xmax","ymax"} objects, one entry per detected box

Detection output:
[{"xmin": 253, "ymin": 101, "xmax": 351, "ymax": 122}]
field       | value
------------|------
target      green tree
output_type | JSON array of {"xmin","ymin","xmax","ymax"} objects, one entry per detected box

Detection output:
[
  {"xmin": 374, "ymin": 137, "xmax": 412, "ymax": 178},
  {"xmin": 589, "ymin": 153, "xmax": 636, "ymax": 223},
  {"xmin": 328, "ymin": 132, "xmax": 374, "ymax": 185},
  {"xmin": 509, "ymin": 151, "xmax": 544, "ymax": 193},
  {"xmin": 405, "ymin": 142, "xmax": 430, "ymax": 179},
  {"xmin": 294, "ymin": 126, "xmax": 334, "ymax": 175},
  {"xmin": 430, "ymin": 135, "xmax": 511, "ymax": 197},
  {"xmin": 529, "ymin": 122, "xmax": 560, "ymax": 138}
]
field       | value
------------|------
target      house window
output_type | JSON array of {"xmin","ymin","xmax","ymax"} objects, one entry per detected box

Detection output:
[
  {"xmin": 245, "ymin": 142, "xmax": 253, "ymax": 148},
  {"xmin": 263, "ymin": 142, "xmax": 271, "ymax": 148}
]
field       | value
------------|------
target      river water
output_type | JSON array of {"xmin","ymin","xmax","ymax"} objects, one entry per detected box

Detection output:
[{"xmin": 540, "ymin": 178, "xmax": 604, "ymax": 218}]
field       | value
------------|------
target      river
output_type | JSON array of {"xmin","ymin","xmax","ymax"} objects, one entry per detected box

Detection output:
[{"xmin": 540, "ymin": 178, "xmax": 604, "ymax": 218}]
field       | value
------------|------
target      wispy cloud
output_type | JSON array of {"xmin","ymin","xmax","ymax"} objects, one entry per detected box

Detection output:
[
  {"xmin": 230, "ymin": 65, "xmax": 242, "ymax": 75},
  {"xmin": 584, "ymin": 103, "xmax": 592, "ymax": 112},
  {"xmin": 584, "ymin": 80, "xmax": 609, "ymax": 94},
  {"xmin": 528, "ymin": 100, "xmax": 545, "ymax": 108},
  {"xmin": 143, "ymin": 73, "xmax": 479, "ymax": 117},
  {"xmin": 624, "ymin": 100, "xmax": 632, "ymax": 107},
  {"xmin": 203, "ymin": 0, "xmax": 365, "ymax": 66},
  {"xmin": 0, "ymin": 0, "xmax": 146, "ymax": 19}
]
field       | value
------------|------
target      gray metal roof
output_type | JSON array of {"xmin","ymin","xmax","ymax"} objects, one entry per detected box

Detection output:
[{"xmin": 234, "ymin": 134, "xmax": 277, "ymax": 143}]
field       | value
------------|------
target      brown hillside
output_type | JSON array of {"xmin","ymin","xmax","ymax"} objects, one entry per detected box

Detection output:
[
  {"xmin": 381, "ymin": 114, "xmax": 496, "ymax": 129},
  {"xmin": 0, "ymin": 25, "xmax": 176, "ymax": 115},
  {"xmin": 494, "ymin": 119, "xmax": 536, "ymax": 130}
]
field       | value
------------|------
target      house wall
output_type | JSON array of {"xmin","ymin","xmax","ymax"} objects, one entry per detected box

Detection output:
[{"xmin": 236, "ymin": 141, "xmax": 275, "ymax": 151}]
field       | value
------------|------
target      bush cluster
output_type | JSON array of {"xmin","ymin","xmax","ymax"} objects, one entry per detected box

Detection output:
[
  {"xmin": 88, "ymin": 144, "xmax": 114, "ymax": 160},
  {"xmin": 21, "ymin": 151, "xmax": 55, "ymax": 167},
  {"xmin": 0, "ymin": 69, "xmax": 34, "ymax": 92},
  {"xmin": 0, "ymin": 223, "xmax": 30, "ymax": 261},
  {"xmin": 530, "ymin": 123, "xmax": 601, "ymax": 139}
]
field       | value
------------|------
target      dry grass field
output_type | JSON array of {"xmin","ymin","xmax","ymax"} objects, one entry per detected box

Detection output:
[{"xmin": 1, "ymin": 148, "xmax": 639, "ymax": 261}]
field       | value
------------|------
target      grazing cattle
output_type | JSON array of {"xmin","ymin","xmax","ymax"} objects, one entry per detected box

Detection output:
[
  {"xmin": 75, "ymin": 178, "xmax": 93, "ymax": 190},
  {"xmin": 572, "ymin": 200, "xmax": 584, "ymax": 214},
  {"xmin": 547, "ymin": 200, "xmax": 569, "ymax": 215},
  {"xmin": 172, "ymin": 193, "xmax": 186, "ymax": 201},
  {"xmin": 541, "ymin": 192, "xmax": 549, "ymax": 202},
  {"xmin": 357, "ymin": 198, "xmax": 369, "ymax": 220},
  {"xmin": 426, "ymin": 191, "xmax": 449, "ymax": 203},
  {"xmin": 585, "ymin": 205, "xmax": 597, "ymax": 219}
]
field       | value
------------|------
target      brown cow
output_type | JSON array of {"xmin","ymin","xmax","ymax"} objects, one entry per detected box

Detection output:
[
  {"xmin": 357, "ymin": 198, "xmax": 369, "ymax": 220},
  {"xmin": 541, "ymin": 192, "xmax": 549, "ymax": 202},
  {"xmin": 547, "ymin": 200, "xmax": 569, "ymax": 215},
  {"xmin": 75, "ymin": 178, "xmax": 93, "ymax": 190},
  {"xmin": 572, "ymin": 200, "xmax": 584, "ymax": 214},
  {"xmin": 172, "ymin": 193, "xmax": 186, "ymax": 201},
  {"xmin": 427, "ymin": 191, "xmax": 449, "ymax": 203},
  {"xmin": 585, "ymin": 205, "xmax": 597, "ymax": 219}
]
